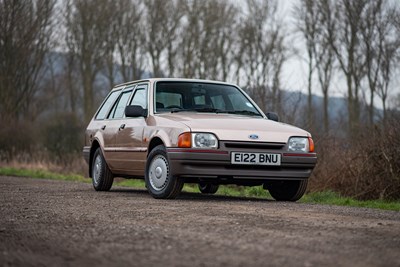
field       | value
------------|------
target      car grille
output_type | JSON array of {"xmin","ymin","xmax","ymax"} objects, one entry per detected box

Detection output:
[{"xmin": 222, "ymin": 141, "xmax": 285, "ymax": 150}]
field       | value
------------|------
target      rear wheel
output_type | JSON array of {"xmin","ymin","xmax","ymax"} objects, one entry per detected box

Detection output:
[
  {"xmin": 92, "ymin": 148, "xmax": 114, "ymax": 191},
  {"xmin": 145, "ymin": 145, "xmax": 184, "ymax": 199},
  {"xmin": 198, "ymin": 183, "xmax": 219, "ymax": 194},
  {"xmin": 265, "ymin": 180, "xmax": 308, "ymax": 201}
]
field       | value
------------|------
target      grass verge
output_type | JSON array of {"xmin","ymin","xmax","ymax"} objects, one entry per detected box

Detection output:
[
  {"xmin": 0, "ymin": 167, "xmax": 88, "ymax": 183},
  {"xmin": 1, "ymin": 167, "xmax": 399, "ymax": 211}
]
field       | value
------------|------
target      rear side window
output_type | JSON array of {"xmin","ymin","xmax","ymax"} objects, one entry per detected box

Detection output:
[{"xmin": 95, "ymin": 90, "xmax": 120, "ymax": 120}]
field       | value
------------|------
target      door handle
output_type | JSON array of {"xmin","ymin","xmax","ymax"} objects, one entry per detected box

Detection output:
[
  {"xmin": 101, "ymin": 125, "xmax": 106, "ymax": 130},
  {"xmin": 119, "ymin": 124, "xmax": 126, "ymax": 130}
]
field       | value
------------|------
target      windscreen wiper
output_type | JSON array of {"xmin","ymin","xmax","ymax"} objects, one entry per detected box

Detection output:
[
  {"xmin": 170, "ymin": 107, "xmax": 223, "ymax": 113},
  {"xmin": 225, "ymin": 110, "xmax": 261, "ymax": 116}
]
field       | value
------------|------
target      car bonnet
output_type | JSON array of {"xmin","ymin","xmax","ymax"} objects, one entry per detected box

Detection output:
[{"xmin": 158, "ymin": 113, "xmax": 310, "ymax": 143}]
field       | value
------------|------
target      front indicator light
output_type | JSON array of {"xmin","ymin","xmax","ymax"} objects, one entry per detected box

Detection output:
[
  {"xmin": 308, "ymin": 137, "xmax": 315, "ymax": 152},
  {"xmin": 178, "ymin": 132, "xmax": 191, "ymax": 148}
]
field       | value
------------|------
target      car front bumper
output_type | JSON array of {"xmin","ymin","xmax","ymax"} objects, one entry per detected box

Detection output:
[{"xmin": 167, "ymin": 147, "xmax": 317, "ymax": 180}]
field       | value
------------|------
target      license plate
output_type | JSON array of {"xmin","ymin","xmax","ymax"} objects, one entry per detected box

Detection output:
[{"xmin": 231, "ymin": 152, "xmax": 281, "ymax": 166}]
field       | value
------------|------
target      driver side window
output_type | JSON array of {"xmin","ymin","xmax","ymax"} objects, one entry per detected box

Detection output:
[
  {"xmin": 130, "ymin": 87, "xmax": 147, "ymax": 108},
  {"xmin": 109, "ymin": 90, "xmax": 133, "ymax": 119}
]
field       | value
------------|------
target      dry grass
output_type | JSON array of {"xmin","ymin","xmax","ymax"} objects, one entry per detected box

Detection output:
[
  {"xmin": 0, "ymin": 114, "xmax": 86, "ymax": 176},
  {"xmin": 0, "ymin": 153, "xmax": 87, "ymax": 177},
  {"xmin": 309, "ymin": 119, "xmax": 400, "ymax": 200}
]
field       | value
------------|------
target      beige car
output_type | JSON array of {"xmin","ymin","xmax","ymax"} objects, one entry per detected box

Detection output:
[{"xmin": 83, "ymin": 78, "xmax": 317, "ymax": 200}]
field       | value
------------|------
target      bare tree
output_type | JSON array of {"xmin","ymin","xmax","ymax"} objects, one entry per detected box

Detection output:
[
  {"xmin": 179, "ymin": 0, "xmax": 238, "ymax": 80},
  {"xmin": 295, "ymin": 0, "xmax": 400, "ymax": 135},
  {"xmin": 179, "ymin": 1, "xmax": 201, "ymax": 78},
  {"xmin": 103, "ymin": 17, "xmax": 118, "ymax": 88},
  {"xmin": 65, "ymin": 0, "xmax": 117, "ymax": 122},
  {"xmin": 327, "ymin": 0, "xmax": 368, "ymax": 138},
  {"xmin": 358, "ymin": 1, "xmax": 400, "ymax": 126},
  {"xmin": 144, "ymin": 0, "xmax": 184, "ymax": 77},
  {"xmin": 115, "ymin": 0, "xmax": 145, "ymax": 82},
  {"xmin": 63, "ymin": 52, "xmax": 80, "ymax": 113},
  {"xmin": 0, "ymin": 0, "xmax": 55, "ymax": 121},
  {"xmin": 102, "ymin": 0, "xmax": 146, "ymax": 86},
  {"xmin": 238, "ymin": 0, "xmax": 286, "ymax": 114},
  {"xmin": 375, "ymin": 4, "xmax": 400, "ymax": 123},
  {"xmin": 294, "ymin": 0, "xmax": 318, "ymax": 129},
  {"xmin": 215, "ymin": 1, "xmax": 238, "ymax": 81},
  {"xmin": 377, "ymin": 38, "xmax": 400, "ymax": 123},
  {"xmin": 314, "ymin": 0, "xmax": 335, "ymax": 134}
]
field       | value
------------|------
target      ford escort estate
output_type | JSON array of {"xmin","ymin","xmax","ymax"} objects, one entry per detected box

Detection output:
[{"xmin": 83, "ymin": 78, "xmax": 317, "ymax": 200}]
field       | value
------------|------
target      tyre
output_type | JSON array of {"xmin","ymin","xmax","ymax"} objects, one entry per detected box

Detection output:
[
  {"xmin": 145, "ymin": 145, "xmax": 184, "ymax": 199},
  {"xmin": 92, "ymin": 148, "xmax": 114, "ymax": 191},
  {"xmin": 198, "ymin": 182, "xmax": 219, "ymax": 194},
  {"xmin": 265, "ymin": 180, "xmax": 308, "ymax": 201}
]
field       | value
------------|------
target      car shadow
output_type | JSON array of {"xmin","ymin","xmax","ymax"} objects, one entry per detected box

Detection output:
[
  {"xmin": 109, "ymin": 187, "xmax": 273, "ymax": 203},
  {"xmin": 109, "ymin": 188, "xmax": 148, "ymax": 194},
  {"xmin": 178, "ymin": 191, "xmax": 273, "ymax": 202}
]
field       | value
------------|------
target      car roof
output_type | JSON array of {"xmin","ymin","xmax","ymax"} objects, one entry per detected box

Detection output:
[{"xmin": 112, "ymin": 78, "xmax": 236, "ymax": 90}]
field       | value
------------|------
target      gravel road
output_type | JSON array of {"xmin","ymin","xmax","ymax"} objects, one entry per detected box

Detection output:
[{"xmin": 0, "ymin": 176, "xmax": 399, "ymax": 267}]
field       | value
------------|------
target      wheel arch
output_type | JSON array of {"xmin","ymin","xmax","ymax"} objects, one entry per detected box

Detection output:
[
  {"xmin": 147, "ymin": 137, "xmax": 165, "ymax": 156},
  {"xmin": 89, "ymin": 140, "xmax": 101, "ymax": 178}
]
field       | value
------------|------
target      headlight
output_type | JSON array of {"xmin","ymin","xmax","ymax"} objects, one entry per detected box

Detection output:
[
  {"xmin": 178, "ymin": 132, "xmax": 219, "ymax": 148},
  {"xmin": 192, "ymin": 133, "xmax": 218, "ymax": 148},
  {"xmin": 288, "ymin": 137, "xmax": 309, "ymax": 152}
]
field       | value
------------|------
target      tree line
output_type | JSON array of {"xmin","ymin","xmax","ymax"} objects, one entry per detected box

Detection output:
[
  {"xmin": 296, "ymin": 0, "xmax": 400, "ymax": 137},
  {"xmin": 1, "ymin": 0, "xmax": 400, "ymax": 138}
]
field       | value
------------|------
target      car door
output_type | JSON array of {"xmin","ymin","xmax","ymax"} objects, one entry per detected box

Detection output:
[
  {"xmin": 113, "ymin": 84, "xmax": 149, "ymax": 175},
  {"xmin": 89, "ymin": 88, "xmax": 122, "ymax": 163},
  {"xmin": 103, "ymin": 86, "xmax": 135, "ymax": 171}
]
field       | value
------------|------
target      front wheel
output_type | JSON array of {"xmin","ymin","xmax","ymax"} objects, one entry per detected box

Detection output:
[
  {"xmin": 92, "ymin": 148, "xmax": 114, "ymax": 191},
  {"xmin": 265, "ymin": 180, "xmax": 308, "ymax": 201},
  {"xmin": 145, "ymin": 145, "xmax": 184, "ymax": 199},
  {"xmin": 198, "ymin": 183, "xmax": 219, "ymax": 194}
]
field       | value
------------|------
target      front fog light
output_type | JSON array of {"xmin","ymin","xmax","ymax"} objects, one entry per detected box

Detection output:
[
  {"xmin": 192, "ymin": 133, "xmax": 218, "ymax": 148},
  {"xmin": 288, "ymin": 137, "xmax": 309, "ymax": 152}
]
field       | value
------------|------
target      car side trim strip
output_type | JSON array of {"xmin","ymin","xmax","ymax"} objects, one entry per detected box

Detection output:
[
  {"xmin": 104, "ymin": 147, "xmax": 147, "ymax": 152},
  {"xmin": 167, "ymin": 149, "xmax": 229, "ymax": 154},
  {"xmin": 283, "ymin": 153, "xmax": 317, "ymax": 157}
]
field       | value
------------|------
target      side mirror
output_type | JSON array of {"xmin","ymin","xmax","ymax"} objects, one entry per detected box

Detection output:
[
  {"xmin": 266, "ymin": 112, "xmax": 279, "ymax": 122},
  {"xmin": 125, "ymin": 105, "xmax": 148, "ymax": 118}
]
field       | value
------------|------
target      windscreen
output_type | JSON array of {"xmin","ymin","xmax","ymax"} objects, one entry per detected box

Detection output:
[{"xmin": 155, "ymin": 82, "xmax": 262, "ymax": 117}]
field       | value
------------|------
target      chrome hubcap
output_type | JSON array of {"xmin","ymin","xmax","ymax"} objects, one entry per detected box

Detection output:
[
  {"xmin": 93, "ymin": 155, "xmax": 102, "ymax": 186},
  {"xmin": 149, "ymin": 155, "xmax": 169, "ymax": 191},
  {"xmin": 155, "ymin": 166, "xmax": 162, "ymax": 178}
]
